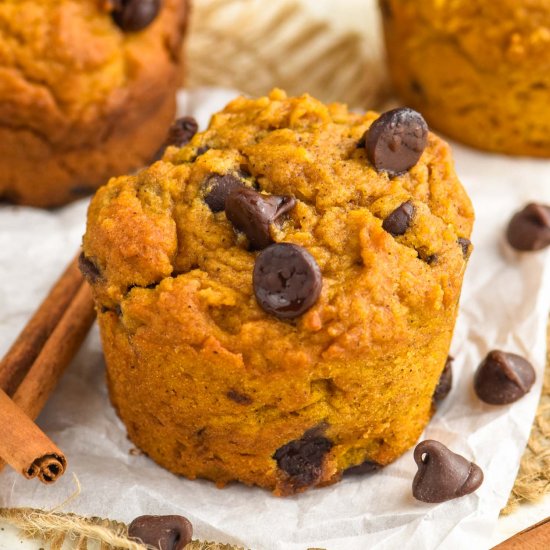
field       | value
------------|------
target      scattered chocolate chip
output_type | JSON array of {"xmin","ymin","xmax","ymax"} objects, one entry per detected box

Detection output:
[
  {"xmin": 273, "ymin": 432, "xmax": 332, "ymax": 489},
  {"xmin": 203, "ymin": 174, "xmax": 244, "ymax": 213},
  {"xmin": 433, "ymin": 356, "xmax": 453, "ymax": 402},
  {"xmin": 111, "ymin": 0, "xmax": 161, "ymax": 32},
  {"xmin": 128, "ymin": 515, "xmax": 192, "ymax": 550},
  {"xmin": 196, "ymin": 145, "xmax": 210, "ymax": 156},
  {"xmin": 344, "ymin": 459, "xmax": 381, "ymax": 476},
  {"xmin": 165, "ymin": 117, "xmax": 198, "ymax": 148},
  {"xmin": 253, "ymin": 243, "xmax": 322, "ymax": 319},
  {"xmin": 506, "ymin": 203, "xmax": 550, "ymax": 251},
  {"xmin": 225, "ymin": 187, "xmax": 296, "ymax": 249},
  {"xmin": 458, "ymin": 237, "xmax": 472, "ymax": 258},
  {"xmin": 382, "ymin": 201, "xmax": 415, "ymax": 236},
  {"xmin": 78, "ymin": 253, "xmax": 101, "ymax": 284},
  {"xmin": 474, "ymin": 350, "xmax": 536, "ymax": 405},
  {"xmin": 364, "ymin": 107, "xmax": 428, "ymax": 176},
  {"xmin": 227, "ymin": 390, "xmax": 252, "ymax": 405},
  {"xmin": 412, "ymin": 440, "xmax": 483, "ymax": 503}
]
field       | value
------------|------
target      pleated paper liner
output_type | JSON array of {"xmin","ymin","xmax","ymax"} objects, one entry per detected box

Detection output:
[{"xmin": 185, "ymin": 0, "xmax": 389, "ymax": 109}]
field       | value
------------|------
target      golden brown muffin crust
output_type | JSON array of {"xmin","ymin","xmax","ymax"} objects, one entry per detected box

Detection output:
[
  {"xmin": 382, "ymin": 0, "xmax": 550, "ymax": 156},
  {"xmin": 84, "ymin": 90, "xmax": 474, "ymax": 494},
  {"xmin": 0, "ymin": 0, "xmax": 189, "ymax": 206}
]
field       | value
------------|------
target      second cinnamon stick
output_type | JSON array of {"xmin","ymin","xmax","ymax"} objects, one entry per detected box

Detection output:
[
  {"xmin": 0, "ymin": 276, "xmax": 96, "ymax": 480},
  {"xmin": 0, "ymin": 254, "xmax": 83, "ymax": 396},
  {"xmin": 13, "ymin": 282, "xmax": 96, "ymax": 419}
]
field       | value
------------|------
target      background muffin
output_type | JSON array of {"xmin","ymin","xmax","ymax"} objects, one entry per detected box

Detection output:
[
  {"xmin": 0, "ymin": 0, "xmax": 189, "ymax": 208},
  {"xmin": 382, "ymin": 0, "xmax": 550, "ymax": 156},
  {"xmin": 82, "ymin": 90, "xmax": 473, "ymax": 495}
]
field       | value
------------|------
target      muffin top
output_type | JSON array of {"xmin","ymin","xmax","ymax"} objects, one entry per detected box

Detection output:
[
  {"xmin": 385, "ymin": 0, "xmax": 550, "ymax": 71},
  {"xmin": 0, "ymin": 0, "xmax": 188, "ymax": 144},
  {"xmin": 83, "ymin": 89, "xmax": 474, "ymax": 364}
]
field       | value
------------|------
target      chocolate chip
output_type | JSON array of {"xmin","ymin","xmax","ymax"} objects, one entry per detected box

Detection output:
[
  {"xmin": 380, "ymin": 0, "xmax": 393, "ymax": 19},
  {"xmin": 227, "ymin": 390, "xmax": 252, "ymax": 405},
  {"xmin": 226, "ymin": 188, "xmax": 296, "ymax": 249},
  {"xmin": 458, "ymin": 237, "xmax": 471, "ymax": 258},
  {"xmin": 424, "ymin": 253, "xmax": 438, "ymax": 265},
  {"xmin": 100, "ymin": 305, "xmax": 121, "ymax": 316},
  {"xmin": 165, "ymin": 117, "xmax": 198, "ymax": 148},
  {"xmin": 412, "ymin": 440, "xmax": 483, "ymax": 503},
  {"xmin": 365, "ymin": 108, "xmax": 428, "ymax": 176},
  {"xmin": 111, "ymin": 0, "xmax": 161, "ymax": 32},
  {"xmin": 203, "ymin": 174, "xmax": 244, "ymax": 213},
  {"xmin": 382, "ymin": 201, "xmax": 415, "ymax": 236},
  {"xmin": 153, "ymin": 117, "xmax": 198, "ymax": 161},
  {"xmin": 506, "ymin": 203, "xmax": 550, "ymax": 251},
  {"xmin": 418, "ymin": 250, "xmax": 437, "ymax": 265},
  {"xmin": 410, "ymin": 79, "xmax": 424, "ymax": 96},
  {"xmin": 344, "ymin": 459, "xmax": 381, "ymax": 476},
  {"xmin": 273, "ymin": 432, "xmax": 332, "ymax": 489},
  {"xmin": 433, "ymin": 356, "xmax": 453, "ymax": 402},
  {"xmin": 78, "ymin": 253, "xmax": 101, "ymax": 284},
  {"xmin": 474, "ymin": 350, "xmax": 536, "ymax": 405},
  {"xmin": 70, "ymin": 185, "xmax": 95, "ymax": 197},
  {"xmin": 196, "ymin": 145, "xmax": 210, "ymax": 156},
  {"xmin": 0, "ymin": 190, "xmax": 19, "ymax": 204},
  {"xmin": 239, "ymin": 164, "xmax": 252, "ymax": 177},
  {"xmin": 128, "ymin": 515, "xmax": 192, "ymax": 550},
  {"xmin": 253, "ymin": 243, "xmax": 322, "ymax": 319}
]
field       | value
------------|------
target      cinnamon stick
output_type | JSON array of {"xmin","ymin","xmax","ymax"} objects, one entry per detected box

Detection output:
[
  {"xmin": 0, "ymin": 255, "xmax": 97, "ymax": 483},
  {"xmin": 0, "ymin": 389, "xmax": 66, "ymax": 483},
  {"xmin": 492, "ymin": 516, "xmax": 550, "ymax": 549},
  {"xmin": 0, "ymin": 254, "xmax": 83, "ymax": 396},
  {"xmin": 12, "ymin": 282, "xmax": 96, "ymax": 418}
]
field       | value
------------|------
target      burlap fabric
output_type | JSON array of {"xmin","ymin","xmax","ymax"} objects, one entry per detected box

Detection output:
[{"xmin": 185, "ymin": 0, "xmax": 388, "ymax": 108}]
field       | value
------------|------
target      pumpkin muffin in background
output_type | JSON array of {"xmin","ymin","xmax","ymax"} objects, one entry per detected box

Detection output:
[
  {"xmin": 0, "ymin": 0, "xmax": 189, "ymax": 208},
  {"xmin": 81, "ymin": 89, "xmax": 474, "ymax": 495},
  {"xmin": 382, "ymin": 0, "xmax": 550, "ymax": 157}
]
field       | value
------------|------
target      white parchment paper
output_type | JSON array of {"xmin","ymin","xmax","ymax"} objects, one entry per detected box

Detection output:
[{"xmin": 0, "ymin": 89, "xmax": 549, "ymax": 550}]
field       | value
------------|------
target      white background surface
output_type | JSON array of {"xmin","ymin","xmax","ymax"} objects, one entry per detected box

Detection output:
[{"xmin": 0, "ymin": 89, "xmax": 549, "ymax": 550}]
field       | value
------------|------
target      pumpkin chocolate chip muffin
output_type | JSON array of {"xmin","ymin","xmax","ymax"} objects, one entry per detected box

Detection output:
[
  {"xmin": 0, "ymin": 0, "xmax": 189, "ymax": 207},
  {"xmin": 382, "ymin": 0, "xmax": 550, "ymax": 156},
  {"xmin": 82, "ymin": 89, "xmax": 474, "ymax": 495}
]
